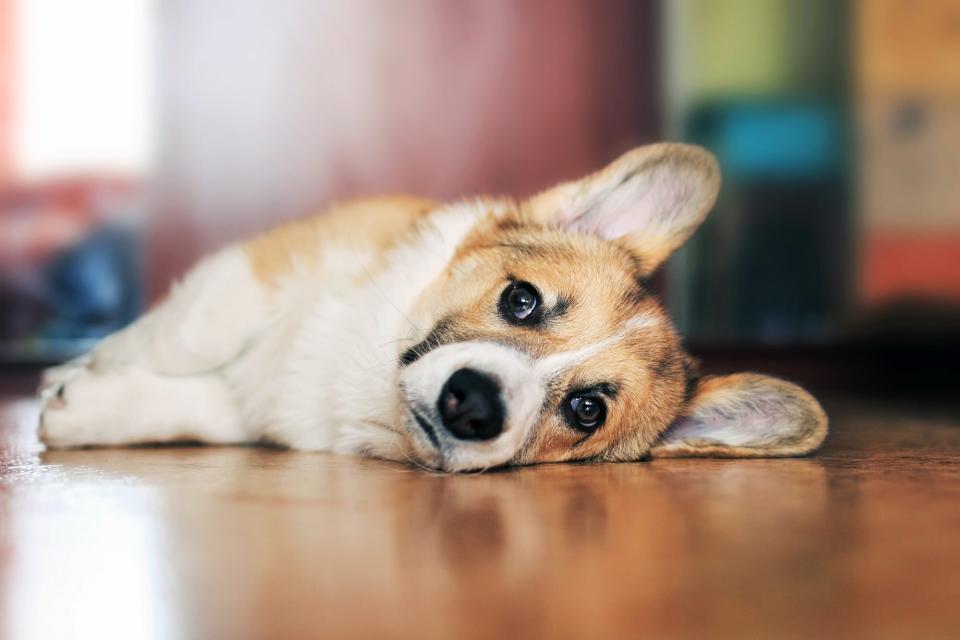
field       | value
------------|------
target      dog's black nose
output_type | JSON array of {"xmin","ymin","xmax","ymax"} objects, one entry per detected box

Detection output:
[{"xmin": 437, "ymin": 368, "xmax": 505, "ymax": 440}]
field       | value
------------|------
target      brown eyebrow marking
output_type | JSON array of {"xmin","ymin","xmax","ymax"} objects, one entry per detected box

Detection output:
[
  {"xmin": 540, "ymin": 293, "xmax": 573, "ymax": 326},
  {"xmin": 622, "ymin": 277, "xmax": 651, "ymax": 308},
  {"xmin": 572, "ymin": 382, "xmax": 619, "ymax": 398},
  {"xmin": 553, "ymin": 294, "xmax": 572, "ymax": 316},
  {"xmin": 399, "ymin": 316, "xmax": 456, "ymax": 367},
  {"xmin": 494, "ymin": 216, "xmax": 526, "ymax": 231},
  {"xmin": 651, "ymin": 353, "xmax": 677, "ymax": 378},
  {"xmin": 497, "ymin": 241, "xmax": 542, "ymax": 255}
]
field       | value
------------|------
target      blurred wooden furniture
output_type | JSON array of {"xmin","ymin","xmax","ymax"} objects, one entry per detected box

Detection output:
[
  {"xmin": 857, "ymin": 0, "xmax": 960, "ymax": 303},
  {"xmin": 2, "ymin": 381, "xmax": 959, "ymax": 639}
]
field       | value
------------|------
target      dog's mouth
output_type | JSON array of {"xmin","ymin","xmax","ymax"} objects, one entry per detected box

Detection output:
[
  {"xmin": 400, "ymin": 398, "xmax": 529, "ymax": 473},
  {"xmin": 410, "ymin": 405, "xmax": 440, "ymax": 449},
  {"xmin": 399, "ymin": 390, "xmax": 446, "ymax": 468}
]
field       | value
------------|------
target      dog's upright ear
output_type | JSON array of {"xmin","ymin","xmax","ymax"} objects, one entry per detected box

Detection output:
[
  {"xmin": 525, "ymin": 143, "xmax": 720, "ymax": 275},
  {"xmin": 650, "ymin": 373, "xmax": 828, "ymax": 458}
]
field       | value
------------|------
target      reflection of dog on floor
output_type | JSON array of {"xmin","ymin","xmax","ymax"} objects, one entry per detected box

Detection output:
[{"xmin": 38, "ymin": 144, "xmax": 827, "ymax": 471}]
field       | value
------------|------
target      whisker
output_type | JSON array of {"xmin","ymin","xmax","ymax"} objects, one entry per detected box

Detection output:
[
  {"xmin": 398, "ymin": 437, "xmax": 445, "ymax": 475},
  {"xmin": 361, "ymin": 264, "xmax": 422, "ymax": 335}
]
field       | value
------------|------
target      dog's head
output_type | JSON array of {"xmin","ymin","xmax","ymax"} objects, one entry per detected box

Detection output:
[{"xmin": 396, "ymin": 143, "xmax": 826, "ymax": 471}]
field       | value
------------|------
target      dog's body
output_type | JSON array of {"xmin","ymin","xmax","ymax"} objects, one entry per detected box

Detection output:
[{"xmin": 38, "ymin": 144, "xmax": 827, "ymax": 471}]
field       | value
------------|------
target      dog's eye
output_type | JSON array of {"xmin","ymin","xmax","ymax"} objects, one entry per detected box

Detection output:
[
  {"xmin": 499, "ymin": 281, "xmax": 540, "ymax": 323},
  {"xmin": 565, "ymin": 394, "xmax": 606, "ymax": 432}
]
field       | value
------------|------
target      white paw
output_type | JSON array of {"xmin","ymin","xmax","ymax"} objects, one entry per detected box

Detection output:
[
  {"xmin": 39, "ymin": 368, "xmax": 135, "ymax": 448},
  {"xmin": 38, "ymin": 355, "xmax": 92, "ymax": 408},
  {"xmin": 40, "ymin": 353, "xmax": 91, "ymax": 388}
]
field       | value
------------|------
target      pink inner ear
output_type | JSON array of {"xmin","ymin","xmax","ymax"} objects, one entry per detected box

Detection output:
[
  {"xmin": 564, "ymin": 169, "xmax": 693, "ymax": 243},
  {"xmin": 569, "ymin": 207, "xmax": 642, "ymax": 240},
  {"xmin": 658, "ymin": 383, "xmax": 822, "ymax": 452},
  {"xmin": 662, "ymin": 410, "xmax": 778, "ymax": 448}
]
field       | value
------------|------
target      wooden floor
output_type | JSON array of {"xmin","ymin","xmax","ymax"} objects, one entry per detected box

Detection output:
[{"xmin": 2, "ymin": 383, "xmax": 959, "ymax": 639}]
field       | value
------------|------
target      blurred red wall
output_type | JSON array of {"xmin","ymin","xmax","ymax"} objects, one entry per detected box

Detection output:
[
  {"xmin": 150, "ymin": 0, "xmax": 659, "ymax": 298},
  {"xmin": 0, "ymin": 0, "xmax": 13, "ymax": 188}
]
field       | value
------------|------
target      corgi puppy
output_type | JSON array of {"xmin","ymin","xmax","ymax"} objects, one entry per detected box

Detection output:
[{"xmin": 38, "ymin": 144, "xmax": 827, "ymax": 471}]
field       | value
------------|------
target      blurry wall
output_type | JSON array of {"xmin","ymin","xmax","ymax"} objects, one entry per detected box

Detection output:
[
  {"xmin": 0, "ymin": 0, "xmax": 12, "ymax": 185},
  {"xmin": 151, "ymin": 0, "xmax": 659, "ymax": 298},
  {"xmin": 13, "ymin": 0, "xmax": 153, "ymax": 180}
]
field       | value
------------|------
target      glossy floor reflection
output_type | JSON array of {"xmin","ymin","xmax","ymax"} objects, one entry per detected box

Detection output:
[{"xmin": 2, "ymin": 392, "xmax": 959, "ymax": 639}]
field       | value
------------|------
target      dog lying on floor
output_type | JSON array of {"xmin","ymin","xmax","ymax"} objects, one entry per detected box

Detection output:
[{"xmin": 38, "ymin": 143, "xmax": 827, "ymax": 471}]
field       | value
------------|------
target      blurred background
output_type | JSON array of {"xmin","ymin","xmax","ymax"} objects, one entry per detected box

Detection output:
[{"xmin": 1, "ymin": 0, "xmax": 957, "ymax": 396}]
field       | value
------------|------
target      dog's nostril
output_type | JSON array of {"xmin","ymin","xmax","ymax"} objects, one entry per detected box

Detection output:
[
  {"xmin": 442, "ymin": 391, "xmax": 460, "ymax": 417},
  {"xmin": 438, "ymin": 368, "xmax": 505, "ymax": 441}
]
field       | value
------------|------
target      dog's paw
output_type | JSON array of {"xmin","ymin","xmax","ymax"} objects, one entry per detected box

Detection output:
[
  {"xmin": 38, "ymin": 355, "xmax": 93, "ymax": 408},
  {"xmin": 39, "ymin": 368, "xmax": 132, "ymax": 448}
]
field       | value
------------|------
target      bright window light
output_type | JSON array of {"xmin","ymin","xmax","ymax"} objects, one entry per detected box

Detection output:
[{"xmin": 14, "ymin": 0, "xmax": 154, "ymax": 179}]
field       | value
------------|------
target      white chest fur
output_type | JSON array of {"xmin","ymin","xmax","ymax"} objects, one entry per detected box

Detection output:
[{"xmin": 226, "ymin": 202, "xmax": 490, "ymax": 457}]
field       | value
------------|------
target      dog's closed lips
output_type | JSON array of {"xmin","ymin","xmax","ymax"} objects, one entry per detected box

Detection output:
[{"xmin": 411, "ymin": 406, "xmax": 441, "ymax": 449}]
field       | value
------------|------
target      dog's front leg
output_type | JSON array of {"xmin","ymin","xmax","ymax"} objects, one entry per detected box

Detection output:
[
  {"xmin": 38, "ymin": 245, "xmax": 276, "ymax": 447},
  {"xmin": 90, "ymin": 246, "xmax": 275, "ymax": 376},
  {"xmin": 39, "ymin": 368, "xmax": 247, "ymax": 447}
]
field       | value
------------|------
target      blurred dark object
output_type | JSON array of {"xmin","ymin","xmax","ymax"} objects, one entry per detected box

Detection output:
[
  {"xmin": 662, "ymin": 0, "xmax": 853, "ymax": 346},
  {"xmin": 843, "ymin": 298, "xmax": 960, "ymax": 346},
  {"xmin": 680, "ymin": 101, "xmax": 849, "ymax": 343},
  {"xmin": 692, "ymin": 299, "xmax": 960, "ymax": 401},
  {"xmin": 0, "ymin": 177, "xmax": 144, "ymax": 363},
  {"xmin": 43, "ymin": 226, "xmax": 142, "ymax": 340}
]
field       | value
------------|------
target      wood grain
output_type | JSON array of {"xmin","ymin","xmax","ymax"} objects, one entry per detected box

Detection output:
[{"xmin": 2, "ymin": 389, "xmax": 959, "ymax": 639}]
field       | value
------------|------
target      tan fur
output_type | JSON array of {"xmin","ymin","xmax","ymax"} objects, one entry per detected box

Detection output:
[
  {"xmin": 47, "ymin": 143, "xmax": 825, "ymax": 469},
  {"xmin": 390, "ymin": 143, "xmax": 825, "ymax": 466},
  {"xmin": 240, "ymin": 144, "xmax": 825, "ymax": 466},
  {"xmin": 244, "ymin": 195, "xmax": 437, "ymax": 287},
  {"xmin": 405, "ymin": 205, "xmax": 692, "ymax": 466}
]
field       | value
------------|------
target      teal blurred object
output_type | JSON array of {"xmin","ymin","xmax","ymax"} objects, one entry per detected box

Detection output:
[
  {"xmin": 44, "ymin": 225, "xmax": 143, "ymax": 341},
  {"xmin": 0, "ymin": 225, "xmax": 143, "ymax": 364},
  {"xmin": 669, "ymin": 100, "xmax": 851, "ymax": 344},
  {"xmin": 661, "ymin": 0, "xmax": 852, "ymax": 344},
  {"xmin": 709, "ymin": 104, "xmax": 844, "ymax": 180}
]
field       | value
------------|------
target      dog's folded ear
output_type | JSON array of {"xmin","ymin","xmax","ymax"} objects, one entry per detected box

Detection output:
[
  {"xmin": 526, "ymin": 143, "xmax": 720, "ymax": 275},
  {"xmin": 650, "ymin": 373, "xmax": 828, "ymax": 458}
]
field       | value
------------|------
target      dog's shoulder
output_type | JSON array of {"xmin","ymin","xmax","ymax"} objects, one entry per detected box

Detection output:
[{"xmin": 244, "ymin": 195, "xmax": 438, "ymax": 287}]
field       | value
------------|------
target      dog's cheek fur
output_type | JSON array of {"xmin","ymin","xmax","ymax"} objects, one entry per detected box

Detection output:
[
  {"xmin": 386, "ymin": 199, "xmax": 702, "ymax": 468},
  {"xmin": 511, "ymin": 318, "xmax": 691, "ymax": 466},
  {"xmin": 401, "ymin": 250, "xmax": 506, "ymax": 358},
  {"xmin": 538, "ymin": 350, "xmax": 701, "ymax": 463}
]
